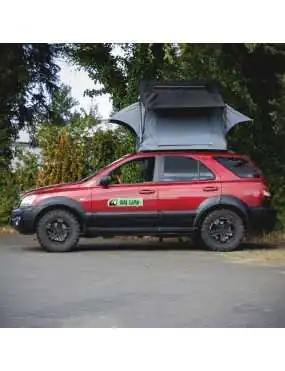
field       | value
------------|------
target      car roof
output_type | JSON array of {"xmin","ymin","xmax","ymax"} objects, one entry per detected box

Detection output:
[{"xmin": 134, "ymin": 150, "xmax": 246, "ymax": 158}]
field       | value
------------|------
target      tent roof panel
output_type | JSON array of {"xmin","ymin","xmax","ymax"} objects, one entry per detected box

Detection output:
[{"xmin": 140, "ymin": 81, "xmax": 225, "ymax": 109}]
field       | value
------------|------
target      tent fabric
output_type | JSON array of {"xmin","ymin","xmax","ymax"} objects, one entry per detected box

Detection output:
[
  {"xmin": 140, "ymin": 81, "xmax": 225, "ymax": 110},
  {"xmin": 110, "ymin": 102, "xmax": 141, "ymax": 138},
  {"xmin": 109, "ymin": 101, "xmax": 252, "ymax": 151},
  {"xmin": 109, "ymin": 81, "xmax": 252, "ymax": 151},
  {"xmin": 225, "ymin": 104, "xmax": 252, "ymax": 132}
]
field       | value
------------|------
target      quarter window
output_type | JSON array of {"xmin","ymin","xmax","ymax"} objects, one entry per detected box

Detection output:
[{"xmin": 215, "ymin": 157, "xmax": 261, "ymax": 178}]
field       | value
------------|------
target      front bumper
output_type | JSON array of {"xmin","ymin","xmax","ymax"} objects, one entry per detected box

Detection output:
[
  {"xmin": 11, "ymin": 207, "xmax": 36, "ymax": 234},
  {"xmin": 249, "ymin": 206, "xmax": 277, "ymax": 233}
]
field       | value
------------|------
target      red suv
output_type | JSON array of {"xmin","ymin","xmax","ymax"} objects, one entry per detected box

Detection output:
[{"xmin": 11, "ymin": 150, "xmax": 276, "ymax": 252}]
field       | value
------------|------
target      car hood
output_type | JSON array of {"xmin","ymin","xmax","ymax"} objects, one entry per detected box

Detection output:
[{"xmin": 21, "ymin": 181, "xmax": 82, "ymax": 197}]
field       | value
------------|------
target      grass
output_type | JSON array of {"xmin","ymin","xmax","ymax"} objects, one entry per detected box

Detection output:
[
  {"xmin": 219, "ymin": 231, "xmax": 285, "ymax": 264},
  {"xmin": 248, "ymin": 230, "xmax": 285, "ymax": 245},
  {"xmin": 0, "ymin": 225, "xmax": 16, "ymax": 234}
]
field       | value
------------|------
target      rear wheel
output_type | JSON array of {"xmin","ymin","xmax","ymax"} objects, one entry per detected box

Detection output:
[
  {"xmin": 200, "ymin": 209, "xmax": 244, "ymax": 252},
  {"xmin": 36, "ymin": 209, "xmax": 80, "ymax": 252},
  {"xmin": 191, "ymin": 233, "xmax": 205, "ymax": 249}
]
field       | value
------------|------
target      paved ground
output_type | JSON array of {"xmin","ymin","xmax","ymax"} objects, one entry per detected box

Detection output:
[{"xmin": 1, "ymin": 234, "xmax": 285, "ymax": 327}]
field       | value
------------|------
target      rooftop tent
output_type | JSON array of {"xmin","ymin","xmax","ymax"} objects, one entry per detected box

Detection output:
[
  {"xmin": 139, "ymin": 80, "xmax": 225, "ymax": 109},
  {"xmin": 109, "ymin": 81, "xmax": 252, "ymax": 151}
]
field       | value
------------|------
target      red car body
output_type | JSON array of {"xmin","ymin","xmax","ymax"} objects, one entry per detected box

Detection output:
[{"xmin": 11, "ymin": 150, "xmax": 276, "ymax": 250}]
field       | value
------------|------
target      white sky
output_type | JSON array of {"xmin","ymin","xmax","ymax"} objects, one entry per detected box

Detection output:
[{"xmin": 57, "ymin": 58, "xmax": 113, "ymax": 119}]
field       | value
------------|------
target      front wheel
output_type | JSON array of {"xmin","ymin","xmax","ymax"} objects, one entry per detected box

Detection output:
[
  {"xmin": 200, "ymin": 209, "xmax": 245, "ymax": 252},
  {"xmin": 36, "ymin": 209, "xmax": 80, "ymax": 252}
]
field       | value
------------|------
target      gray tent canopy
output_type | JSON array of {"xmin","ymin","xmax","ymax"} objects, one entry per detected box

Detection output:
[{"xmin": 109, "ymin": 81, "xmax": 252, "ymax": 151}]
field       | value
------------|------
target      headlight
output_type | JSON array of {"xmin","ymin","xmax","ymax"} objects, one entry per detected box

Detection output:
[{"xmin": 20, "ymin": 195, "xmax": 37, "ymax": 207}]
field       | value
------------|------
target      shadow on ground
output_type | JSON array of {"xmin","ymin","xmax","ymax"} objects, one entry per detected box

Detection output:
[{"xmin": 20, "ymin": 237, "xmax": 283, "ymax": 253}]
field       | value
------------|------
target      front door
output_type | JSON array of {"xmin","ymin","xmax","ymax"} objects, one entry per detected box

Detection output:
[
  {"xmin": 91, "ymin": 156, "xmax": 158, "ymax": 232},
  {"xmin": 156, "ymin": 155, "xmax": 221, "ymax": 230}
]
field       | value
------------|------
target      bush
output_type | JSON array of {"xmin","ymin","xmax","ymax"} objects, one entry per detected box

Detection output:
[
  {"xmin": 14, "ymin": 148, "xmax": 39, "ymax": 192},
  {"xmin": 0, "ymin": 116, "xmax": 136, "ymax": 225},
  {"xmin": 36, "ymin": 117, "xmax": 135, "ymax": 186},
  {"xmin": 0, "ymin": 172, "xmax": 18, "ymax": 225}
]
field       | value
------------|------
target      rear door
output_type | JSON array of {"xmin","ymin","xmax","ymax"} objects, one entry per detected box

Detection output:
[{"xmin": 156, "ymin": 155, "xmax": 221, "ymax": 230}]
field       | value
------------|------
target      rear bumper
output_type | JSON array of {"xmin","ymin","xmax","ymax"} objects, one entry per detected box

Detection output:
[
  {"xmin": 11, "ymin": 207, "xmax": 36, "ymax": 234},
  {"xmin": 248, "ymin": 206, "xmax": 277, "ymax": 233}
]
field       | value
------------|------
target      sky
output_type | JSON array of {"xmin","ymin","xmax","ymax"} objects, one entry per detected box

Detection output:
[
  {"xmin": 57, "ymin": 58, "xmax": 113, "ymax": 119},
  {"xmin": 18, "ymin": 57, "xmax": 115, "ymax": 143}
]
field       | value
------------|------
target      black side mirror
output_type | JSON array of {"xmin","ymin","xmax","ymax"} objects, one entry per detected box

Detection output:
[{"xmin": 99, "ymin": 176, "xmax": 111, "ymax": 187}]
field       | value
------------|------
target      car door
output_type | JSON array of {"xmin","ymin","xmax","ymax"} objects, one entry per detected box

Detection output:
[
  {"xmin": 156, "ymin": 155, "xmax": 221, "ymax": 230},
  {"xmin": 90, "ymin": 156, "xmax": 159, "ymax": 231}
]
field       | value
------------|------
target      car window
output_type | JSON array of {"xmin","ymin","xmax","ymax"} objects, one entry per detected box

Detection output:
[
  {"xmin": 215, "ymin": 157, "xmax": 261, "ymax": 178},
  {"xmin": 108, "ymin": 157, "xmax": 155, "ymax": 184},
  {"xmin": 161, "ymin": 156, "xmax": 214, "ymax": 182}
]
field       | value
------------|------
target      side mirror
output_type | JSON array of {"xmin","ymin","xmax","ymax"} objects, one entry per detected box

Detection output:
[{"xmin": 99, "ymin": 176, "xmax": 111, "ymax": 187}]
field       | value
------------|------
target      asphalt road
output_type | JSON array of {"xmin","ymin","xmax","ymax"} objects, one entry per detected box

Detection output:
[{"xmin": 0, "ymin": 234, "xmax": 285, "ymax": 327}]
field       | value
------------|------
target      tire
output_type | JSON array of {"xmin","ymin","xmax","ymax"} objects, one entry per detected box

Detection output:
[
  {"xmin": 36, "ymin": 209, "xmax": 80, "ymax": 252},
  {"xmin": 191, "ymin": 233, "xmax": 206, "ymax": 249},
  {"xmin": 200, "ymin": 209, "xmax": 244, "ymax": 252}
]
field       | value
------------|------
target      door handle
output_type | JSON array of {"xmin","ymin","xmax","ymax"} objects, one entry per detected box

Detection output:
[
  {"xmin": 139, "ymin": 189, "xmax": 155, "ymax": 194},
  {"xmin": 203, "ymin": 186, "xmax": 218, "ymax": 192}
]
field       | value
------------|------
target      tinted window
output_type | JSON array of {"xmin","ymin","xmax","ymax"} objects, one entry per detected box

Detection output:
[
  {"xmin": 108, "ymin": 157, "xmax": 155, "ymax": 184},
  {"xmin": 215, "ymin": 157, "xmax": 261, "ymax": 178},
  {"xmin": 162, "ymin": 156, "xmax": 214, "ymax": 182}
]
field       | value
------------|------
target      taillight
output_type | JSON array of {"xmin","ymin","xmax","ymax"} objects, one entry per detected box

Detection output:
[
  {"xmin": 263, "ymin": 190, "xmax": 271, "ymax": 198},
  {"xmin": 262, "ymin": 189, "xmax": 272, "ymax": 206}
]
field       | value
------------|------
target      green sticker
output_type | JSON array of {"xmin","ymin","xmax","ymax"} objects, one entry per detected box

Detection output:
[{"xmin": 107, "ymin": 198, "xmax": 143, "ymax": 207}]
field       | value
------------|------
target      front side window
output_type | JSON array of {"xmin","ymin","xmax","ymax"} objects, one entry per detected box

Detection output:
[
  {"xmin": 161, "ymin": 156, "xmax": 214, "ymax": 182},
  {"xmin": 108, "ymin": 157, "xmax": 155, "ymax": 185}
]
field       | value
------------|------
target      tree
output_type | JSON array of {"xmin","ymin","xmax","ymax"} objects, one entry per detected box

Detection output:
[
  {"xmin": 36, "ymin": 83, "xmax": 80, "ymax": 125},
  {"xmin": 35, "ymin": 112, "xmax": 135, "ymax": 187},
  {"xmin": 65, "ymin": 43, "xmax": 180, "ymax": 110},
  {"xmin": 0, "ymin": 43, "xmax": 62, "ymax": 169},
  {"xmin": 65, "ymin": 43, "xmax": 285, "ymax": 225},
  {"xmin": 65, "ymin": 43, "xmax": 285, "ymax": 165}
]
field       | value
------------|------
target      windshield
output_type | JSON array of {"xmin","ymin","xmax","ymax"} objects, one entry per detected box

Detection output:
[{"xmin": 78, "ymin": 171, "xmax": 98, "ymax": 183}]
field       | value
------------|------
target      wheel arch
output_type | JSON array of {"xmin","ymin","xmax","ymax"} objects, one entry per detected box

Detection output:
[
  {"xmin": 194, "ymin": 196, "xmax": 249, "ymax": 229},
  {"xmin": 33, "ymin": 197, "xmax": 86, "ymax": 232}
]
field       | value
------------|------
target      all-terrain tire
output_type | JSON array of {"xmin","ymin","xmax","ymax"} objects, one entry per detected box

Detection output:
[
  {"xmin": 200, "ymin": 209, "xmax": 244, "ymax": 252},
  {"xmin": 36, "ymin": 209, "xmax": 80, "ymax": 252},
  {"xmin": 191, "ymin": 233, "xmax": 206, "ymax": 249}
]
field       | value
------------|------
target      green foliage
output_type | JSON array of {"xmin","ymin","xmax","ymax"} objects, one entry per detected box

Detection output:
[
  {"xmin": 36, "ymin": 83, "xmax": 80, "ymax": 125},
  {"xmin": 0, "ymin": 172, "xmax": 18, "ymax": 225},
  {"xmin": 13, "ymin": 148, "xmax": 39, "ymax": 192},
  {"xmin": 66, "ymin": 43, "xmax": 181, "ymax": 109},
  {"xmin": 2, "ymin": 43, "xmax": 285, "ymax": 228},
  {"xmin": 65, "ymin": 43, "xmax": 285, "ymax": 228},
  {"xmin": 36, "ymin": 114, "xmax": 135, "ymax": 187},
  {"xmin": 0, "ymin": 112, "xmax": 136, "ymax": 224},
  {"xmin": 110, "ymin": 160, "xmax": 143, "ymax": 184},
  {"xmin": 119, "ymin": 162, "xmax": 144, "ymax": 184},
  {"xmin": 0, "ymin": 148, "xmax": 40, "ymax": 225},
  {"xmin": 0, "ymin": 43, "xmax": 62, "ymax": 169}
]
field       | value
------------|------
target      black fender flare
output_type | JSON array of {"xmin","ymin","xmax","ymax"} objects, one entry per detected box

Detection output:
[
  {"xmin": 32, "ymin": 196, "xmax": 87, "ymax": 228},
  {"xmin": 193, "ymin": 195, "xmax": 249, "ymax": 228}
]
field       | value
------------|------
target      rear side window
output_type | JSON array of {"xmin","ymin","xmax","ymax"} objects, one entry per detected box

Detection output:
[
  {"xmin": 162, "ymin": 156, "xmax": 215, "ymax": 182},
  {"xmin": 215, "ymin": 157, "xmax": 261, "ymax": 178}
]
